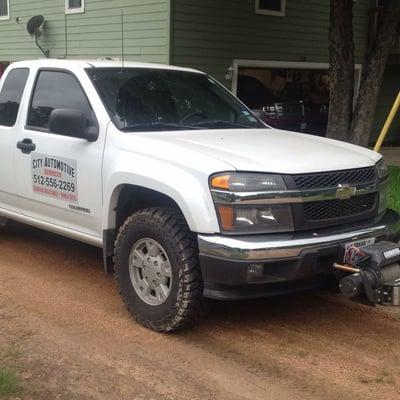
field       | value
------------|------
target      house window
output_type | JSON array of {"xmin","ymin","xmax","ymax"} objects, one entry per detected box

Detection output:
[
  {"xmin": 255, "ymin": 0, "xmax": 286, "ymax": 17},
  {"xmin": 0, "ymin": 0, "xmax": 10, "ymax": 21},
  {"xmin": 65, "ymin": 0, "xmax": 85, "ymax": 15}
]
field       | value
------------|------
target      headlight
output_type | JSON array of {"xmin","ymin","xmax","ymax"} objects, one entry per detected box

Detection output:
[
  {"xmin": 216, "ymin": 204, "xmax": 294, "ymax": 234},
  {"xmin": 378, "ymin": 183, "xmax": 389, "ymax": 214},
  {"xmin": 210, "ymin": 173, "xmax": 294, "ymax": 234},
  {"xmin": 376, "ymin": 159, "xmax": 389, "ymax": 181},
  {"xmin": 210, "ymin": 173, "xmax": 286, "ymax": 192},
  {"xmin": 375, "ymin": 160, "xmax": 389, "ymax": 213}
]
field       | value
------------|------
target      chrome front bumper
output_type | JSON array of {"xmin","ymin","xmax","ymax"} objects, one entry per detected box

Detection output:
[{"xmin": 198, "ymin": 210, "xmax": 400, "ymax": 261}]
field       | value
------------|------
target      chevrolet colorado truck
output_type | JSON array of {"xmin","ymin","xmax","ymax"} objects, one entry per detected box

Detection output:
[{"xmin": 0, "ymin": 59, "xmax": 398, "ymax": 332}]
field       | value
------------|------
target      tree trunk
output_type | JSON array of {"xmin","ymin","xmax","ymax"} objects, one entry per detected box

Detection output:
[
  {"xmin": 326, "ymin": 0, "xmax": 354, "ymax": 142},
  {"xmin": 350, "ymin": 0, "xmax": 400, "ymax": 147}
]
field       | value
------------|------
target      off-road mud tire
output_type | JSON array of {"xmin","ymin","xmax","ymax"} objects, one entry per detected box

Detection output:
[{"xmin": 114, "ymin": 208, "xmax": 205, "ymax": 332}]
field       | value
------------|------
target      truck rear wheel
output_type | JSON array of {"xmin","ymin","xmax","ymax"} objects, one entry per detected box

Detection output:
[{"xmin": 114, "ymin": 208, "xmax": 205, "ymax": 332}]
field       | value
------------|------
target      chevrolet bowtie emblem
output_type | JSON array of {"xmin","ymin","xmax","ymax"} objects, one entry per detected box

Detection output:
[{"xmin": 336, "ymin": 184, "xmax": 357, "ymax": 200}]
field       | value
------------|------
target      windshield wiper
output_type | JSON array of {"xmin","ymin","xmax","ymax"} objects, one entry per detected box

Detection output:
[
  {"xmin": 187, "ymin": 120, "xmax": 254, "ymax": 129},
  {"xmin": 120, "ymin": 122, "xmax": 201, "ymax": 132}
]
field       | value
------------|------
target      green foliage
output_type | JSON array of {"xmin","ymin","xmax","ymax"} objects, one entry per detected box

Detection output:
[
  {"xmin": 388, "ymin": 166, "xmax": 400, "ymax": 213},
  {"xmin": 0, "ymin": 369, "xmax": 21, "ymax": 398}
]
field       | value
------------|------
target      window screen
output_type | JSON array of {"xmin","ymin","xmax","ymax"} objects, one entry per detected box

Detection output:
[
  {"xmin": 258, "ymin": 0, "xmax": 282, "ymax": 12},
  {"xmin": 67, "ymin": 0, "xmax": 82, "ymax": 10},
  {"xmin": 0, "ymin": 0, "xmax": 8, "ymax": 18},
  {"xmin": 0, "ymin": 68, "xmax": 29, "ymax": 127},
  {"xmin": 256, "ymin": 0, "xmax": 285, "ymax": 16}
]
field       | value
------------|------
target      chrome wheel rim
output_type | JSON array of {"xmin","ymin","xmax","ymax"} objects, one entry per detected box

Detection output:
[{"xmin": 129, "ymin": 238, "xmax": 173, "ymax": 306}]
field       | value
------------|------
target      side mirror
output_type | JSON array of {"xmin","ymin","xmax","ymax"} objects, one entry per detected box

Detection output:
[{"xmin": 48, "ymin": 108, "xmax": 99, "ymax": 142}]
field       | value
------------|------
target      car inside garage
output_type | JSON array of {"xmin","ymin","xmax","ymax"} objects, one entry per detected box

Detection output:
[{"xmin": 236, "ymin": 66, "xmax": 330, "ymax": 136}]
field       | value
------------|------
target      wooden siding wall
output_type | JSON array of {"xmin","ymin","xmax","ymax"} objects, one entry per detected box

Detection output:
[
  {"xmin": 0, "ymin": 0, "xmax": 170, "ymax": 63},
  {"xmin": 171, "ymin": 0, "xmax": 374, "ymax": 83}
]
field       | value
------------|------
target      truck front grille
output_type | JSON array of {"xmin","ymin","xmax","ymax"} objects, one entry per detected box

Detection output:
[
  {"xmin": 284, "ymin": 167, "xmax": 380, "ymax": 231},
  {"xmin": 293, "ymin": 167, "xmax": 377, "ymax": 190},
  {"xmin": 303, "ymin": 193, "xmax": 378, "ymax": 222}
]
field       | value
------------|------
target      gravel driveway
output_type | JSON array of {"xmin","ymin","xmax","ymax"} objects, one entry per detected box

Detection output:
[{"xmin": 1, "ymin": 222, "xmax": 399, "ymax": 400}]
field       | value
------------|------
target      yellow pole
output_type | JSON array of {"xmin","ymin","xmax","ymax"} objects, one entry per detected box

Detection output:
[{"xmin": 374, "ymin": 91, "xmax": 400, "ymax": 152}]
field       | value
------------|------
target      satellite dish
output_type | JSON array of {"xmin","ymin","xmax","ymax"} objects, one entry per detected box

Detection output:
[
  {"xmin": 27, "ymin": 15, "xmax": 44, "ymax": 36},
  {"xmin": 26, "ymin": 15, "xmax": 49, "ymax": 58}
]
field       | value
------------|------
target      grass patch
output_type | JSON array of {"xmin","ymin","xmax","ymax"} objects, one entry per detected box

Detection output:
[
  {"xmin": 374, "ymin": 369, "xmax": 395, "ymax": 385},
  {"xmin": 359, "ymin": 369, "xmax": 395, "ymax": 385},
  {"xmin": 0, "ymin": 345, "xmax": 21, "ymax": 361},
  {"xmin": 0, "ymin": 368, "xmax": 21, "ymax": 398},
  {"xmin": 388, "ymin": 166, "xmax": 400, "ymax": 213}
]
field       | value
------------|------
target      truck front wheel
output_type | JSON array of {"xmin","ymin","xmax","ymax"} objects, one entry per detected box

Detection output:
[{"xmin": 114, "ymin": 208, "xmax": 205, "ymax": 332}]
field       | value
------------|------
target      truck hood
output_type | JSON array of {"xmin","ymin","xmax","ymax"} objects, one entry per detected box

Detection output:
[{"xmin": 150, "ymin": 128, "xmax": 381, "ymax": 174}]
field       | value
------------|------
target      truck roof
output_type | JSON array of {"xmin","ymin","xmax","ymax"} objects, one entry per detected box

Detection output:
[{"xmin": 8, "ymin": 59, "xmax": 204, "ymax": 74}]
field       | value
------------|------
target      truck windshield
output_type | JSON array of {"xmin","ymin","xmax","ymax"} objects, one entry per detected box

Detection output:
[{"xmin": 87, "ymin": 68, "xmax": 265, "ymax": 132}]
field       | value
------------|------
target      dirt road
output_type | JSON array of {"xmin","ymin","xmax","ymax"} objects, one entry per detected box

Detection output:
[{"xmin": 1, "ymin": 222, "xmax": 399, "ymax": 400}]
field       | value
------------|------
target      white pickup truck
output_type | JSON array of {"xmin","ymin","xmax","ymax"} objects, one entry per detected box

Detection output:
[{"xmin": 0, "ymin": 59, "xmax": 398, "ymax": 332}]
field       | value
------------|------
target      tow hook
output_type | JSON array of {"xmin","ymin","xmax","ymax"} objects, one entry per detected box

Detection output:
[{"xmin": 333, "ymin": 241, "xmax": 400, "ymax": 306}]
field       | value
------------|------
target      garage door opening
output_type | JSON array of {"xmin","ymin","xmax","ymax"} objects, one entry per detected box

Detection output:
[{"xmin": 232, "ymin": 60, "xmax": 361, "ymax": 137}]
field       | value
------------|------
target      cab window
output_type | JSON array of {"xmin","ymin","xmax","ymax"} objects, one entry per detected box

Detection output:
[
  {"xmin": 27, "ymin": 70, "xmax": 94, "ymax": 135},
  {"xmin": 0, "ymin": 68, "xmax": 29, "ymax": 127}
]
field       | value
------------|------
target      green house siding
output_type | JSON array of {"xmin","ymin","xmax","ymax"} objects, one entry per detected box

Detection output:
[
  {"xmin": 171, "ymin": 0, "xmax": 374, "ymax": 82},
  {"xmin": 0, "ymin": 0, "xmax": 171, "ymax": 63},
  {"xmin": 1, "ymin": 0, "xmax": 395, "ymax": 144}
]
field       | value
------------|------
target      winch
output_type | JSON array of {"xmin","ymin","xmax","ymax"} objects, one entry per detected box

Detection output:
[{"xmin": 333, "ymin": 241, "xmax": 400, "ymax": 306}]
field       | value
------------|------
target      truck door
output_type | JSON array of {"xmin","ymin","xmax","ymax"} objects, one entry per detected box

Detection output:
[
  {"xmin": 0, "ymin": 68, "xmax": 30, "ymax": 215},
  {"xmin": 14, "ymin": 68, "xmax": 107, "ymax": 240}
]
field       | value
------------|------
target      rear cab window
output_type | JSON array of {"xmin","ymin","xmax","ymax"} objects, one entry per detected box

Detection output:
[{"xmin": 0, "ymin": 68, "xmax": 29, "ymax": 127}]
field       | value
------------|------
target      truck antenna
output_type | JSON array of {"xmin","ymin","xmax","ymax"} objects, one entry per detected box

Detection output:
[
  {"xmin": 64, "ymin": 13, "xmax": 68, "ymax": 59},
  {"xmin": 120, "ymin": 9, "xmax": 125, "ymax": 70}
]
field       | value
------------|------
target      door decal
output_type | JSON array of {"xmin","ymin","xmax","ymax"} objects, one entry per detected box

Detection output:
[{"xmin": 31, "ymin": 153, "xmax": 78, "ymax": 203}]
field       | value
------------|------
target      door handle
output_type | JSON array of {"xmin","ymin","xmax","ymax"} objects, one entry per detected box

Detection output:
[{"xmin": 17, "ymin": 138, "xmax": 36, "ymax": 154}]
